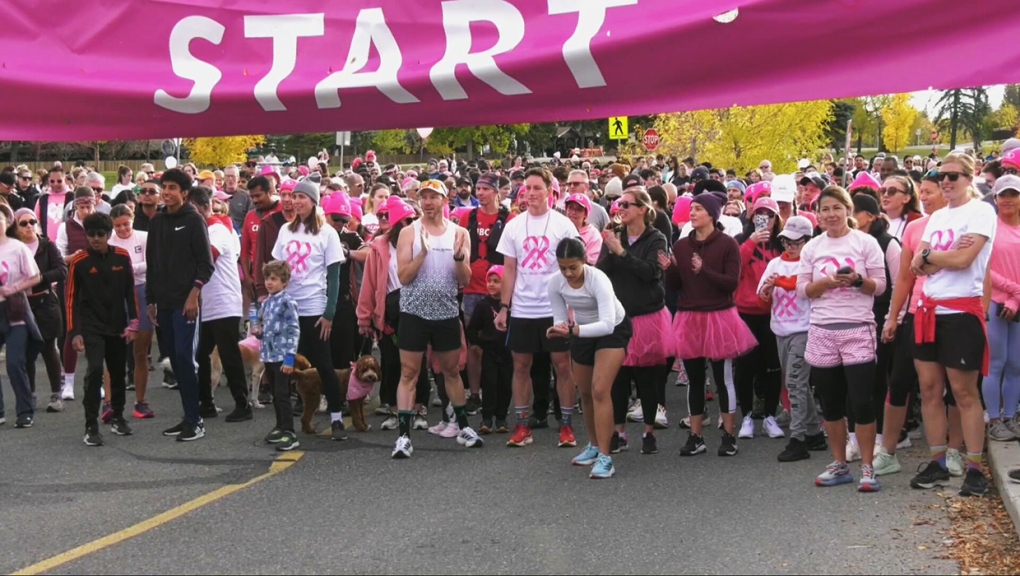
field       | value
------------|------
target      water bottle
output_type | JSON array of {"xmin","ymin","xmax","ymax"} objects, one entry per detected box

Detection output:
[{"xmin": 248, "ymin": 303, "xmax": 260, "ymax": 334}]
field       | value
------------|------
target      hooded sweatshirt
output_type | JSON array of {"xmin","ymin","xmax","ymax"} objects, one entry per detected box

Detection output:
[
  {"xmin": 145, "ymin": 202, "xmax": 214, "ymax": 309},
  {"xmin": 735, "ymin": 237, "xmax": 782, "ymax": 315}
]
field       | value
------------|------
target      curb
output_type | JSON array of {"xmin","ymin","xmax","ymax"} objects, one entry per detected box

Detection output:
[{"xmin": 987, "ymin": 439, "xmax": 1020, "ymax": 534}]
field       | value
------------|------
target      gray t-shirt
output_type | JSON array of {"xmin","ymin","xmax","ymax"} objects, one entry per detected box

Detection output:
[{"xmin": 588, "ymin": 201, "xmax": 610, "ymax": 232}]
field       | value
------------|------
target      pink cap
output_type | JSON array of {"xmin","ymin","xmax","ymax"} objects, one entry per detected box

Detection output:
[
  {"xmin": 402, "ymin": 177, "xmax": 418, "ymax": 191},
  {"xmin": 452, "ymin": 206, "xmax": 473, "ymax": 223},
  {"xmin": 487, "ymin": 265, "xmax": 504, "ymax": 279},
  {"xmin": 298, "ymin": 166, "xmax": 310, "ymax": 177},
  {"xmin": 365, "ymin": 150, "xmax": 377, "ymax": 162},
  {"xmin": 744, "ymin": 181, "xmax": 772, "ymax": 205},
  {"xmin": 671, "ymin": 196, "xmax": 692, "ymax": 225},
  {"xmin": 385, "ymin": 196, "xmax": 415, "ymax": 223},
  {"xmin": 349, "ymin": 200, "xmax": 363, "ymax": 221},
  {"xmin": 610, "ymin": 199, "xmax": 623, "ymax": 216},
  {"xmin": 1002, "ymin": 149, "xmax": 1020, "ymax": 170},
  {"xmin": 752, "ymin": 196, "xmax": 780, "ymax": 215},
  {"xmin": 849, "ymin": 171, "xmax": 881, "ymax": 191},
  {"xmin": 213, "ymin": 190, "xmax": 230, "ymax": 202},
  {"xmin": 279, "ymin": 179, "xmax": 297, "ymax": 193},
  {"xmin": 322, "ymin": 193, "xmax": 351, "ymax": 217},
  {"xmin": 260, "ymin": 165, "xmax": 280, "ymax": 181},
  {"xmin": 564, "ymin": 193, "xmax": 591, "ymax": 214}
]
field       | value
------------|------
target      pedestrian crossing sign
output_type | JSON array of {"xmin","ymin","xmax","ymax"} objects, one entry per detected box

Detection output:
[{"xmin": 609, "ymin": 117, "xmax": 629, "ymax": 140}]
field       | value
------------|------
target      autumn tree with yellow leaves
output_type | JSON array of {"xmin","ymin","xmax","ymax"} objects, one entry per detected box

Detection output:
[
  {"xmin": 880, "ymin": 94, "xmax": 918, "ymax": 154},
  {"xmin": 185, "ymin": 135, "xmax": 266, "ymax": 167}
]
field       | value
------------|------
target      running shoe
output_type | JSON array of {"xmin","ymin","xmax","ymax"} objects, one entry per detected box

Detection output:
[
  {"xmin": 705, "ymin": 389, "xmax": 714, "ymax": 402},
  {"xmin": 101, "ymin": 403, "xmax": 114, "ymax": 424},
  {"xmin": 276, "ymin": 431, "xmax": 300, "ymax": 452},
  {"xmin": 0, "ymin": 416, "xmax": 6, "ymax": 426},
  {"xmin": 84, "ymin": 425, "xmax": 103, "ymax": 447},
  {"xmin": 654, "ymin": 405, "xmax": 669, "ymax": 429},
  {"xmin": 989, "ymin": 420, "xmax": 1017, "ymax": 442},
  {"xmin": 947, "ymin": 449, "xmax": 965, "ymax": 478},
  {"xmin": 428, "ymin": 421, "xmax": 449, "ymax": 435},
  {"xmin": 331, "ymin": 420, "xmax": 348, "ymax": 441},
  {"xmin": 626, "ymin": 399, "xmax": 643, "ymax": 422},
  {"xmin": 559, "ymin": 425, "xmax": 577, "ymax": 448},
  {"xmin": 573, "ymin": 443, "xmax": 600, "ymax": 466},
  {"xmin": 161, "ymin": 368, "xmax": 178, "ymax": 390},
  {"xmin": 959, "ymin": 469, "xmax": 989, "ymax": 497},
  {"xmin": 679, "ymin": 433, "xmax": 706, "ymax": 456},
  {"xmin": 738, "ymin": 415, "xmax": 755, "ymax": 439},
  {"xmin": 60, "ymin": 381, "xmax": 75, "ymax": 400},
  {"xmin": 133, "ymin": 402, "xmax": 155, "ymax": 419},
  {"xmin": 846, "ymin": 438, "xmax": 862, "ymax": 462},
  {"xmin": 375, "ymin": 403, "xmax": 392, "ymax": 416},
  {"xmin": 225, "ymin": 406, "xmax": 253, "ymax": 422},
  {"xmin": 46, "ymin": 394, "xmax": 64, "ymax": 413},
  {"xmin": 775, "ymin": 409, "xmax": 791, "ymax": 427},
  {"xmin": 896, "ymin": 430, "xmax": 912, "ymax": 450},
  {"xmin": 412, "ymin": 408, "xmax": 428, "ymax": 431},
  {"xmin": 590, "ymin": 454, "xmax": 615, "ymax": 479},
  {"xmin": 176, "ymin": 421, "xmax": 205, "ymax": 442},
  {"xmin": 199, "ymin": 404, "xmax": 220, "ymax": 419},
  {"xmin": 264, "ymin": 427, "xmax": 286, "ymax": 443},
  {"xmin": 479, "ymin": 418, "xmax": 493, "ymax": 435},
  {"xmin": 777, "ymin": 438, "xmax": 810, "ymax": 462},
  {"xmin": 440, "ymin": 422, "xmax": 461, "ymax": 438},
  {"xmin": 609, "ymin": 431, "xmax": 629, "ymax": 454},
  {"xmin": 457, "ymin": 427, "xmax": 483, "ymax": 448},
  {"xmin": 910, "ymin": 461, "xmax": 950, "ymax": 490},
  {"xmin": 1004, "ymin": 418, "xmax": 1020, "ymax": 439},
  {"xmin": 126, "ymin": 382, "xmax": 136, "ymax": 391},
  {"xmin": 15, "ymin": 415, "xmax": 33, "ymax": 428},
  {"xmin": 805, "ymin": 432, "xmax": 828, "ymax": 451},
  {"xmin": 527, "ymin": 416, "xmax": 549, "ymax": 429},
  {"xmin": 858, "ymin": 464, "xmax": 881, "ymax": 492},
  {"xmin": 718, "ymin": 433, "xmax": 738, "ymax": 457},
  {"xmin": 495, "ymin": 419, "xmax": 509, "ymax": 433},
  {"xmin": 873, "ymin": 448, "xmax": 902, "ymax": 476},
  {"xmin": 815, "ymin": 461, "xmax": 853, "ymax": 487},
  {"xmin": 675, "ymin": 361, "xmax": 689, "ymax": 386},
  {"xmin": 763, "ymin": 416, "xmax": 785, "ymax": 439},
  {"xmin": 1008, "ymin": 468, "xmax": 1020, "ymax": 484},
  {"xmin": 381, "ymin": 415, "xmax": 399, "ymax": 431},
  {"xmin": 162, "ymin": 420, "xmax": 186, "ymax": 436},
  {"xmin": 391, "ymin": 435, "xmax": 413, "ymax": 459},
  {"xmin": 110, "ymin": 418, "xmax": 133, "ymax": 436},
  {"xmin": 507, "ymin": 424, "xmax": 533, "ymax": 447},
  {"xmin": 641, "ymin": 433, "xmax": 658, "ymax": 455},
  {"xmin": 465, "ymin": 395, "xmax": 481, "ymax": 416},
  {"xmin": 678, "ymin": 415, "xmax": 711, "ymax": 429}
]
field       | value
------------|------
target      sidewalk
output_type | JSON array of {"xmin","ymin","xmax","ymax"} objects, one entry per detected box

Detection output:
[{"xmin": 988, "ymin": 439, "xmax": 1020, "ymax": 533}]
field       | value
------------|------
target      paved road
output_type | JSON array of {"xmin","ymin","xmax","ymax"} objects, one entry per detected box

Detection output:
[{"xmin": 1, "ymin": 365, "xmax": 960, "ymax": 575}]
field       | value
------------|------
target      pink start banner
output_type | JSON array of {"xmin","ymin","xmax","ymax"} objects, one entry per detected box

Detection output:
[{"xmin": 2, "ymin": 0, "xmax": 1020, "ymax": 141}]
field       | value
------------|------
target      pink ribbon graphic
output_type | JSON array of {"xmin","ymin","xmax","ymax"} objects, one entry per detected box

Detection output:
[
  {"xmin": 0, "ymin": 262, "xmax": 9, "ymax": 286},
  {"xmin": 284, "ymin": 241, "xmax": 312, "ymax": 275},
  {"xmin": 930, "ymin": 229, "xmax": 956, "ymax": 251},
  {"xmin": 521, "ymin": 236, "xmax": 550, "ymax": 271},
  {"xmin": 774, "ymin": 292, "xmax": 799, "ymax": 319},
  {"xmin": 820, "ymin": 257, "xmax": 855, "ymax": 276}
]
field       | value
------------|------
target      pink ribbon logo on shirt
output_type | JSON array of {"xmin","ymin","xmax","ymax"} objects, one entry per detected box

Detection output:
[
  {"xmin": 774, "ymin": 292, "xmax": 799, "ymax": 318},
  {"xmin": 0, "ymin": 262, "xmax": 8, "ymax": 286},
  {"xmin": 820, "ymin": 257, "xmax": 855, "ymax": 276},
  {"xmin": 284, "ymin": 241, "xmax": 312, "ymax": 275},
  {"xmin": 521, "ymin": 236, "xmax": 550, "ymax": 270},
  {"xmin": 930, "ymin": 229, "xmax": 955, "ymax": 251}
]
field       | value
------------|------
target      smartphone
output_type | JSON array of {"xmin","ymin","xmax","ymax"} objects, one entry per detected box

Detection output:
[
  {"xmin": 836, "ymin": 266, "xmax": 853, "ymax": 275},
  {"xmin": 753, "ymin": 213, "xmax": 769, "ymax": 232}
]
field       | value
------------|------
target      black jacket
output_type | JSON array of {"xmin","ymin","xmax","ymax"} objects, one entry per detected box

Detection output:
[
  {"xmin": 145, "ymin": 203, "xmax": 214, "ymax": 309},
  {"xmin": 596, "ymin": 226, "xmax": 667, "ymax": 317},
  {"xmin": 28, "ymin": 237, "xmax": 66, "ymax": 340},
  {"xmin": 67, "ymin": 246, "xmax": 138, "ymax": 338}
]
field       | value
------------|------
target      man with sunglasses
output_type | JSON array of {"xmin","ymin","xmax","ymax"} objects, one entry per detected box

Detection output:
[
  {"xmin": 35, "ymin": 168, "xmax": 74, "ymax": 241},
  {"xmin": 133, "ymin": 181, "xmax": 161, "ymax": 232},
  {"xmin": 567, "ymin": 170, "xmax": 608, "ymax": 231},
  {"xmin": 14, "ymin": 167, "xmax": 40, "ymax": 210},
  {"xmin": 0, "ymin": 172, "xmax": 23, "ymax": 211}
]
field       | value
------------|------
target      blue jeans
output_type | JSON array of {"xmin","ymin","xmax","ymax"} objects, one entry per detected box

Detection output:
[
  {"xmin": 461, "ymin": 293, "xmax": 486, "ymax": 324},
  {"xmin": 0, "ymin": 325, "xmax": 32, "ymax": 418},
  {"xmin": 984, "ymin": 302, "xmax": 1020, "ymax": 420},
  {"xmin": 158, "ymin": 308, "xmax": 201, "ymax": 424}
]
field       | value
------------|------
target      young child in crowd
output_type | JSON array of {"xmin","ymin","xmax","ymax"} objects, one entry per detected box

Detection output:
[
  {"xmin": 466, "ymin": 265, "xmax": 513, "ymax": 434},
  {"xmin": 253, "ymin": 260, "xmax": 301, "ymax": 452}
]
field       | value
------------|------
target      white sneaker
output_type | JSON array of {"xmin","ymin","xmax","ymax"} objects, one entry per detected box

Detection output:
[
  {"xmin": 375, "ymin": 403, "xmax": 392, "ymax": 416},
  {"xmin": 391, "ymin": 435, "xmax": 413, "ymax": 459},
  {"xmin": 428, "ymin": 421, "xmax": 448, "ymax": 435},
  {"xmin": 873, "ymin": 448, "xmax": 902, "ymax": 476},
  {"xmin": 100, "ymin": 386, "xmax": 105, "ymax": 400},
  {"xmin": 456, "ymin": 427, "xmax": 483, "ymax": 448},
  {"xmin": 654, "ymin": 405, "xmax": 668, "ymax": 429},
  {"xmin": 946, "ymin": 448, "xmax": 964, "ymax": 478},
  {"xmin": 896, "ymin": 435, "xmax": 913, "ymax": 450},
  {"xmin": 738, "ymin": 415, "xmax": 755, "ymax": 439},
  {"xmin": 440, "ymin": 422, "xmax": 461, "ymax": 438},
  {"xmin": 679, "ymin": 415, "xmax": 712, "ymax": 429},
  {"xmin": 763, "ymin": 416, "xmax": 785, "ymax": 439},
  {"xmin": 380, "ymin": 415, "xmax": 399, "ymax": 430},
  {"xmin": 626, "ymin": 399, "xmax": 643, "ymax": 422},
  {"xmin": 412, "ymin": 409, "xmax": 428, "ymax": 430},
  {"xmin": 60, "ymin": 380, "xmax": 75, "ymax": 401},
  {"xmin": 846, "ymin": 438, "xmax": 862, "ymax": 462}
]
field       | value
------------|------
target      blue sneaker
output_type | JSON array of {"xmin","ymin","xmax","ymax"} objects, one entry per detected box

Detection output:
[
  {"xmin": 590, "ymin": 454, "xmax": 615, "ymax": 479},
  {"xmin": 815, "ymin": 461, "xmax": 853, "ymax": 487},
  {"xmin": 857, "ymin": 464, "xmax": 881, "ymax": 493},
  {"xmin": 572, "ymin": 443, "xmax": 600, "ymax": 466}
]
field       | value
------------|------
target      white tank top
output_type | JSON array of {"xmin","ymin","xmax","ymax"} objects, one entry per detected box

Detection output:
[{"xmin": 400, "ymin": 219, "xmax": 459, "ymax": 320}]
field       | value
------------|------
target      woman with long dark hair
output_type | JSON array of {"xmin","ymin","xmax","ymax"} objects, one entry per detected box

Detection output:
[{"xmin": 880, "ymin": 174, "xmax": 922, "ymax": 240}]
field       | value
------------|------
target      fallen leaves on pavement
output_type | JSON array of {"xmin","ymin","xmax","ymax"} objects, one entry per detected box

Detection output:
[{"xmin": 940, "ymin": 468, "xmax": 1020, "ymax": 575}]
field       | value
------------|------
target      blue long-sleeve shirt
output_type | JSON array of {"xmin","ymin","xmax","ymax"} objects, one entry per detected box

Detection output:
[{"xmin": 259, "ymin": 292, "xmax": 300, "ymax": 364}]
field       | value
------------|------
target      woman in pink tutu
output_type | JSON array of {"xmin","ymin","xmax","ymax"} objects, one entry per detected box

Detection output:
[
  {"xmin": 598, "ymin": 188, "xmax": 670, "ymax": 455},
  {"xmin": 660, "ymin": 191, "xmax": 757, "ymax": 458}
]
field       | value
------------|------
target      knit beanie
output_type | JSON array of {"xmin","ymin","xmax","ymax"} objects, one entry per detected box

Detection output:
[
  {"xmin": 293, "ymin": 180, "xmax": 320, "ymax": 205},
  {"xmin": 691, "ymin": 191, "xmax": 725, "ymax": 222}
]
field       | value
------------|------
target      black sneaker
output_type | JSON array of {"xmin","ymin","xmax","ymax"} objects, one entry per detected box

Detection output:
[
  {"xmin": 479, "ymin": 418, "xmax": 493, "ymax": 434},
  {"xmin": 494, "ymin": 419, "xmax": 509, "ymax": 433},
  {"xmin": 910, "ymin": 461, "xmax": 950, "ymax": 490},
  {"xmin": 718, "ymin": 433, "xmax": 738, "ymax": 457},
  {"xmin": 177, "ymin": 421, "xmax": 205, "ymax": 442},
  {"xmin": 199, "ymin": 404, "xmax": 220, "ymax": 419},
  {"xmin": 331, "ymin": 420, "xmax": 348, "ymax": 441},
  {"xmin": 276, "ymin": 432, "xmax": 300, "ymax": 452},
  {"xmin": 465, "ymin": 394, "xmax": 481, "ymax": 416},
  {"xmin": 84, "ymin": 425, "xmax": 103, "ymax": 446},
  {"xmin": 111, "ymin": 418, "xmax": 133, "ymax": 436},
  {"xmin": 805, "ymin": 432, "xmax": 828, "ymax": 451},
  {"xmin": 527, "ymin": 416, "xmax": 549, "ymax": 429},
  {"xmin": 679, "ymin": 433, "xmax": 707, "ymax": 456},
  {"xmin": 777, "ymin": 437, "xmax": 810, "ymax": 462},
  {"xmin": 162, "ymin": 369, "xmax": 178, "ymax": 390},
  {"xmin": 162, "ymin": 420, "xmax": 187, "ymax": 436},
  {"xmin": 959, "ymin": 469, "xmax": 989, "ymax": 497},
  {"xmin": 225, "ymin": 406, "xmax": 253, "ymax": 422},
  {"xmin": 1009, "ymin": 469, "xmax": 1020, "ymax": 484},
  {"xmin": 641, "ymin": 433, "xmax": 658, "ymax": 455},
  {"xmin": 609, "ymin": 431, "xmax": 629, "ymax": 454},
  {"xmin": 15, "ymin": 415, "xmax": 33, "ymax": 428},
  {"xmin": 126, "ymin": 383, "xmax": 136, "ymax": 391},
  {"xmin": 264, "ymin": 427, "xmax": 286, "ymax": 444},
  {"xmin": 293, "ymin": 398, "xmax": 304, "ymax": 414}
]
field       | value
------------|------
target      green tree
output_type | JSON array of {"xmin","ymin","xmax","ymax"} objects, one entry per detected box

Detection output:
[
  {"xmin": 827, "ymin": 100, "xmax": 856, "ymax": 152},
  {"xmin": 933, "ymin": 88, "xmax": 988, "ymax": 150}
]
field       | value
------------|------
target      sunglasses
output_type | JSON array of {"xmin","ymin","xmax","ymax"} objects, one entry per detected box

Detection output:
[
  {"xmin": 1004, "ymin": 167, "xmax": 1019, "ymax": 176},
  {"xmin": 567, "ymin": 181, "xmax": 586, "ymax": 187},
  {"xmin": 18, "ymin": 219, "xmax": 37, "ymax": 228},
  {"xmin": 329, "ymin": 214, "xmax": 350, "ymax": 223},
  {"xmin": 938, "ymin": 171, "xmax": 963, "ymax": 182},
  {"xmin": 86, "ymin": 229, "xmax": 108, "ymax": 238},
  {"xmin": 616, "ymin": 201, "xmax": 638, "ymax": 209},
  {"xmin": 140, "ymin": 188, "xmax": 160, "ymax": 195},
  {"xmin": 48, "ymin": 179, "xmax": 62, "ymax": 184},
  {"xmin": 19, "ymin": 176, "xmax": 31, "ymax": 181},
  {"xmin": 420, "ymin": 180, "xmax": 447, "ymax": 194},
  {"xmin": 881, "ymin": 187, "xmax": 905, "ymax": 196}
]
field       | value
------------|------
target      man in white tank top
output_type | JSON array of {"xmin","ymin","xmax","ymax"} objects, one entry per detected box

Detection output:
[{"xmin": 390, "ymin": 180, "xmax": 482, "ymax": 458}]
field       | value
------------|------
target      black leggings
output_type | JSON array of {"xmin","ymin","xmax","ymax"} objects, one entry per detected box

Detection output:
[
  {"xmin": 612, "ymin": 364, "xmax": 668, "ymax": 425},
  {"xmin": 330, "ymin": 300, "xmax": 360, "ymax": 368},
  {"xmin": 197, "ymin": 316, "xmax": 248, "ymax": 410},
  {"xmin": 27, "ymin": 336, "xmax": 62, "ymax": 394},
  {"xmin": 811, "ymin": 362, "xmax": 877, "ymax": 424},
  {"xmin": 530, "ymin": 352, "xmax": 556, "ymax": 419},
  {"xmin": 481, "ymin": 346, "xmax": 512, "ymax": 420},
  {"xmin": 848, "ymin": 324, "xmax": 891, "ymax": 432},
  {"xmin": 379, "ymin": 333, "xmax": 401, "ymax": 407},
  {"xmin": 297, "ymin": 316, "xmax": 343, "ymax": 413},
  {"xmin": 265, "ymin": 362, "xmax": 294, "ymax": 432},
  {"xmin": 734, "ymin": 313, "xmax": 782, "ymax": 418},
  {"xmin": 685, "ymin": 358, "xmax": 734, "ymax": 417}
]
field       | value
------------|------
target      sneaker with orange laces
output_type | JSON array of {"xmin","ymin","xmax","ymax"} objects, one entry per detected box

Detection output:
[
  {"xmin": 506, "ymin": 424, "xmax": 533, "ymax": 447},
  {"xmin": 558, "ymin": 425, "xmax": 577, "ymax": 447}
]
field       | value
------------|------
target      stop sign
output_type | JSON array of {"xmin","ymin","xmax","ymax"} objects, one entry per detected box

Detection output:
[{"xmin": 643, "ymin": 129, "xmax": 659, "ymax": 151}]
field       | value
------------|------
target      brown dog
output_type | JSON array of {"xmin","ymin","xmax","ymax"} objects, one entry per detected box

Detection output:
[
  {"xmin": 210, "ymin": 340, "xmax": 311, "ymax": 409},
  {"xmin": 291, "ymin": 355, "xmax": 380, "ymax": 434}
]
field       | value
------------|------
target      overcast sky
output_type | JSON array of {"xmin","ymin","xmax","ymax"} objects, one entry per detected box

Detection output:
[{"xmin": 910, "ymin": 85, "xmax": 1006, "ymax": 115}]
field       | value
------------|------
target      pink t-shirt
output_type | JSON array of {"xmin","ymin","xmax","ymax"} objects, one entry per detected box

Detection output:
[
  {"xmin": 37, "ymin": 194, "xmax": 68, "ymax": 240},
  {"xmin": 797, "ymin": 228, "xmax": 886, "ymax": 326},
  {"xmin": 902, "ymin": 216, "xmax": 929, "ymax": 315},
  {"xmin": 990, "ymin": 219, "xmax": 1020, "ymax": 310},
  {"xmin": 578, "ymin": 224, "xmax": 603, "ymax": 265}
]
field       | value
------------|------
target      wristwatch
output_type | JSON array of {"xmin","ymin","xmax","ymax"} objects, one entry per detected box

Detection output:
[
  {"xmin": 920, "ymin": 248, "xmax": 932, "ymax": 265},
  {"xmin": 851, "ymin": 273, "xmax": 864, "ymax": 288}
]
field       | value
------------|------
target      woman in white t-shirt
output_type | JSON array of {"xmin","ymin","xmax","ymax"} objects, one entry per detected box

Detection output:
[
  {"xmin": 908, "ymin": 152, "xmax": 997, "ymax": 497},
  {"xmin": 0, "ymin": 209, "xmax": 42, "ymax": 427},
  {"xmin": 361, "ymin": 183, "xmax": 391, "ymax": 237},
  {"xmin": 272, "ymin": 180, "xmax": 348, "ymax": 440},
  {"xmin": 880, "ymin": 175, "xmax": 923, "ymax": 241},
  {"xmin": 108, "ymin": 205, "xmax": 155, "ymax": 419}
]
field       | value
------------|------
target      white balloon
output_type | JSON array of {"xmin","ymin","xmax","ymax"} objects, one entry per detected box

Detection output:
[
  {"xmin": 164, "ymin": 156, "xmax": 178, "ymax": 169},
  {"xmin": 416, "ymin": 127, "xmax": 434, "ymax": 140},
  {"xmin": 308, "ymin": 156, "xmax": 319, "ymax": 169}
]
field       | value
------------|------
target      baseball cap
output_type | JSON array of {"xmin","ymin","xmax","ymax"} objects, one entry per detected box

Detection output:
[
  {"xmin": 691, "ymin": 166, "xmax": 710, "ymax": 181},
  {"xmin": 994, "ymin": 174, "xmax": 1020, "ymax": 196},
  {"xmin": 852, "ymin": 194, "xmax": 881, "ymax": 216},
  {"xmin": 197, "ymin": 170, "xmax": 215, "ymax": 181},
  {"xmin": 778, "ymin": 216, "xmax": 814, "ymax": 240},
  {"xmin": 752, "ymin": 196, "xmax": 780, "ymax": 216},
  {"xmin": 799, "ymin": 172, "xmax": 826, "ymax": 190},
  {"xmin": 621, "ymin": 174, "xmax": 644, "ymax": 190},
  {"xmin": 771, "ymin": 174, "xmax": 796, "ymax": 204},
  {"xmin": 564, "ymin": 193, "xmax": 591, "ymax": 214},
  {"xmin": 456, "ymin": 176, "xmax": 473, "ymax": 187}
]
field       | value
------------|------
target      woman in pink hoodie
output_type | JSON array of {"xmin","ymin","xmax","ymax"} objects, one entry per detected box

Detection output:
[{"xmin": 564, "ymin": 193, "xmax": 603, "ymax": 264}]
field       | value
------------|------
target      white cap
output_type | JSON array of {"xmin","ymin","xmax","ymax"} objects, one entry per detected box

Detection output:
[{"xmin": 771, "ymin": 174, "xmax": 796, "ymax": 204}]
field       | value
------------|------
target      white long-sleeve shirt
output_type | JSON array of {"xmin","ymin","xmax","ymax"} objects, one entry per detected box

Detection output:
[{"xmin": 547, "ymin": 264, "xmax": 626, "ymax": 338}]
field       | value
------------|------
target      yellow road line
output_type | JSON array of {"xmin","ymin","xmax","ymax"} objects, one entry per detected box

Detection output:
[{"xmin": 12, "ymin": 452, "xmax": 304, "ymax": 576}]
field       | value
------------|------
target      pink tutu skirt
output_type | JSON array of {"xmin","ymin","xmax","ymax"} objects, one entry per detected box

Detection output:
[
  {"xmin": 671, "ymin": 308, "xmax": 758, "ymax": 360},
  {"xmin": 624, "ymin": 308, "xmax": 672, "ymax": 367}
]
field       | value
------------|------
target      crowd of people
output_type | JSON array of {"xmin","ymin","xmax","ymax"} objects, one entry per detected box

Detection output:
[{"xmin": 2, "ymin": 138, "xmax": 1020, "ymax": 490}]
